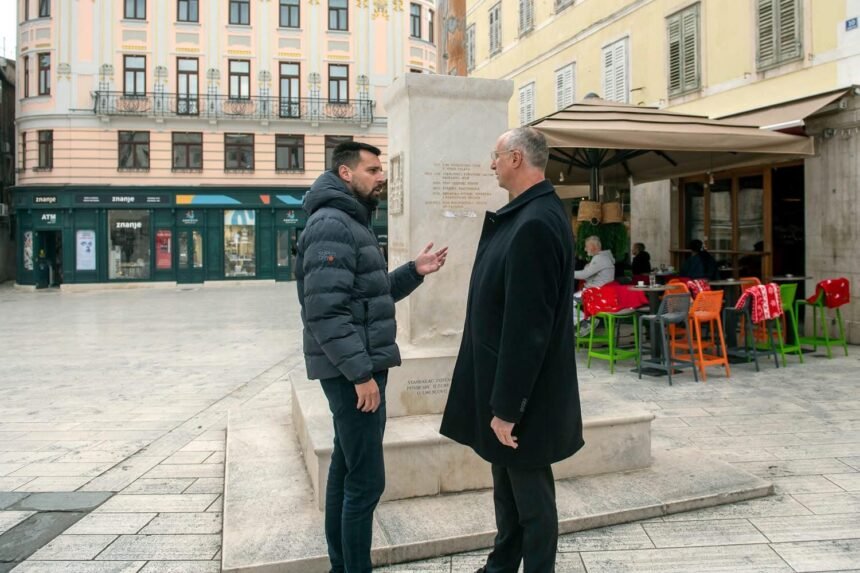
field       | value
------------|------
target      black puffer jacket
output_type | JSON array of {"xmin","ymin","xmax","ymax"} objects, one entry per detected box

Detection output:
[{"xmin": 297, "ymin": 171, "xmax": 424, "ymax": 383}]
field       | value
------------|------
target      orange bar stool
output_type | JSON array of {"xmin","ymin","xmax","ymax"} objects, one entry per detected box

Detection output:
[{"xmin": 675, "ymin": 290, "xmax": 731, "ymax": 381}]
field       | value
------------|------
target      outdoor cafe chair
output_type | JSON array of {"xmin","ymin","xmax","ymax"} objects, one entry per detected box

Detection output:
[
  {"xmin": 638, "ymin": 294, "xmax": 698, "ymax": 386},
  {"xmin": 796, "ymin": 278, "xmax": 850, "ymax": 358}
]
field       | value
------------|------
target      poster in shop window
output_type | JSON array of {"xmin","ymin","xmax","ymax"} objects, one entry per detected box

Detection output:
[
  {"xmin": 76, "ymin": 230, "xmax": 96, "ymax": 271},
  {"xmin": 156, "ymin": 230, "xmax": 172, "ymax": 270}
]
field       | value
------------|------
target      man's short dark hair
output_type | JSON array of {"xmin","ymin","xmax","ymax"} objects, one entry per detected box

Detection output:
[{"xmin": 331, "ymin": 141, "xmax": 381, "ymax": 173}]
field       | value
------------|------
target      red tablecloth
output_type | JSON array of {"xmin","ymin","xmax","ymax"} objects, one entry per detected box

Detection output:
[{"xmin": 581, "ymin": 282, "xmax": 648, "ymax": 318}]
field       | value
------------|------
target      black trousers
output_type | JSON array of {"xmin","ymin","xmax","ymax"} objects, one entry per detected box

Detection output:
[{"xmin": 485, "ymin": 463, "xmax": 558, "ymax": 573}]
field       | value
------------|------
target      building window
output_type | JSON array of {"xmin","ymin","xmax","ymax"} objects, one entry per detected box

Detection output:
[
  {"xmin": 410, "ymin": 4, "xmax": 421, "ymax": 38},
  {"xmin": 118, "ymin": 131, "xmax": 150, "ymax": 169},
  {"xmin": 123, "ymin": 55, "xmax": 146, "ymax": 96},
  {"xmin": 489, "ymin": 3, "xmax": 501, "ymax": 56},
  {"xmin": 37, "ymin": 130, "xmax": 53, "ymax": 169},
  {"xmin": 177, "ymin": 57, "xmax": 199, "ymax": 114},
  {"xmin": 280, "ymin": 0, "xmax": 299, "ymax": 28},
  {"xmin": 518, "ymin": 0, "xmax": 534, "ymax": 35},
  {"xmin": 229, "ymin": 0, "xmax": 250, "ymax": 25},
  {"xmin": 668, "ymin": 4, "xmax": 700, "ymax": 97},
  {"xmin": 228, "ymin": 60, "xmax": 250, "ymax": 100},
  {"xmin": 328, "ymin": 64, "xmax": 349, "ymax": 103},
  {"xmin": 224, "ymin": 209, "xmax": 256, "ymax": 277},
  {"xmin": 428, "ymin": 10, "xmax": 434, "ymax": 44},
  {"xmin": 225, "ymin": 133, "xmax": 254, "ymax": 170},
  {"xmin": 519, "ymin": 82, "xmax": 535, "ymax": 126},
  {"xmin": 329, "ymin": 0, "xmax": 348, "ymax": 31},
  {"xmin": 20, "ymin": 132, "xmax": 26, "ymax": 171},
  {"xmin": 24, "ymin": 0, "xmax": 30, "ymax": 20},
  {"xmin": 38, "ymin": 53, "xmax": 50, "ymax": 95},
  {"xmin": 279, "ymin": 62, "xmax": 300, "ymax": 118},
  {"xmin": 555, "ymin": 63, "xmax": 575, "ymax": 110},
  {"xmin": 466, "ymin": 25, "xmax": 475, "ymax": 72},
  {"xmin": 276, "ymin": 135, "xmax": 304, "ymax": 171},
  {"xmin": 39, "ymin": 0, "xmax": 50, "ymax": 17},
  {"xmin": 109, "ymin": 210, "xmax": 151, "ymax": 280},
  {"xmin": 125, "ymin": 0, "xmax": 146, "ymax": 20},
  {"xmin": 177, "ymin": 0, "xmax": 198, "ymax": 22},
  {"xmin": 23, "ymin": 55, "xmax": 30, "ymax": 98},
  {"xmin": 757, "ymin": 0, "xmax": 802, "ymax": 69},
  {"xmin": 325, "ymin": 135, "xmax": 353, "ymax": 170},
  {"xmin": 172, "ymin": 132, "xmax": 203, "ymax": 170},
  {"xmin": 602, "ymin": 37, "xmax": 629, "ymax": 103}
]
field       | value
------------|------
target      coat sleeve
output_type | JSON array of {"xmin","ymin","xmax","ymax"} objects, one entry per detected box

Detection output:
[
  {"xmin": 574, "ymin": 259, "xmax": 600, "ymax": 280},
  {"xmin": 388, "ymin": 261, "xmax": 424, "ymax": 303},
  {"xmin": 490, "ymin": 218, "xmax": 564, "ymax": 423},
  {"xmin": 301, "ymin": 216, "xmax": 374, "ymax": 383}
]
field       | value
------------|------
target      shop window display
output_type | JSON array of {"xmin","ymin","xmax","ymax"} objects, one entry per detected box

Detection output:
[
  {"xmin": 109, "ymin": 210, "xmax": 151, "ymax": 279},
  {"xmin": 224, "ymin": 209, "xmax": 256, "ymax": 277}
]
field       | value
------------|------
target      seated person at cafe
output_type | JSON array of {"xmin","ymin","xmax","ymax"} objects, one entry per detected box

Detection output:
[
  {"xmin": 681, "ymin": 239, "xmax": 719, "ymax": 280},
  {"xmin": 631, "ymin": 242, "xmax": 652, "ymax": 275},
  {"xmin": 574, "ymin": 236, "xmax": 616, "ymax": 335}
]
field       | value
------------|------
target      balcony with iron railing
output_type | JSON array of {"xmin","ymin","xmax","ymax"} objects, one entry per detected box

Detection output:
[{"xmin": 92, "ymin": 91, "xmax": 376, "ymax": 125}]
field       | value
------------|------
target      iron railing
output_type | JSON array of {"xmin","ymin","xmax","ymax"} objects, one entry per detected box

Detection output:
[{"xmin": 92, "ymin": 91, "xmax": 375, "ymax": 124}]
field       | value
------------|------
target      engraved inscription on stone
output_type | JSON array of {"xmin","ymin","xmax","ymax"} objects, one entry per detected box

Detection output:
[
  {"xmin": 406, "ymin": 377, "xmax": 451, "ymax": 396},
  {"xmin": 424, "ymin": 162, "xmax": 496, "ymax": 216},
  {"xmin": 389, "ymin": 154, "xmax": 404, "ymax": 215}
]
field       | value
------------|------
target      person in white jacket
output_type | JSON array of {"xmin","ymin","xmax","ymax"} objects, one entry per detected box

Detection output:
[{"xmin": 573, "ymin": 236, "xmax": 616, "ymax": 335}]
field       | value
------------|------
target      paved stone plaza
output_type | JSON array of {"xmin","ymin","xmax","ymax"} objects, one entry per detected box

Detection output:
[{"xmin": 0, "ymin": 282, "xmax": 858, "ymax": 572}]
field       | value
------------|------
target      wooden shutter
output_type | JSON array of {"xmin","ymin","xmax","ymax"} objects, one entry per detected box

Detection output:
[
  {"xmin": 603, "ymin": 45, "xmax": 615, "ymax": 102},
  {"xmin": 613, "ymin": 40, "xmax": 628, "ymax": 103},
  {"xmin": 489, "ymin": 5, "xmax": 501, "ymax": 54},
  {"xmin": 556, "ymin": 64, "xmax": 575, "ymax": 110},
  {"xmin": 778, "ymin": 0, "xmax": 801, "ymax": 61},
  {"xmin": 757, "ymin": 0, "xmax": 777, "ymax": 68},
  {"xmin": 519, "ymin": 83, "xmax": 534, "ymax": 125},
  {"xmin": 667, "ymin": 14, "xmax": 682, "ymax": 96},
  {"xmin": 519, "ymin": 0, "xmax": 533, "ymax": 34}
]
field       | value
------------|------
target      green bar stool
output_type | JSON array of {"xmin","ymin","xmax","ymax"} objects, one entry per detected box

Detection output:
[
  {"xmin": 775, "ymin": 283, "xmax": 804, "ymax": 365},
  {"xmin": 795, "ymin": 282, "xmax": 850, "ymax": 358},
  {"xmin": 575, "ymin": 299, "xmax": 609, "ymax": 351},
  {"xmin": 587, "ymin": 309, "xmax": 640, "ymax": 374}
]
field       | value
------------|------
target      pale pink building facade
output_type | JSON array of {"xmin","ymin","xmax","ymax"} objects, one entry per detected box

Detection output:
[{"xmin": 15, "ymin": 0, "xmax": 437, "ymax": 286}]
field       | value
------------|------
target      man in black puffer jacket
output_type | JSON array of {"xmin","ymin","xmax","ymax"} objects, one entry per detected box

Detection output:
[{"xmin": 296, "ymin": 141, "xmax": 447, "ymax": 573}]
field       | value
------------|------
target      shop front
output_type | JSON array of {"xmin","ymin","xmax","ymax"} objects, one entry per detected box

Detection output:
[{"xmin": 12, "ymin": 187, "xmax": 324, "ymax": 286}]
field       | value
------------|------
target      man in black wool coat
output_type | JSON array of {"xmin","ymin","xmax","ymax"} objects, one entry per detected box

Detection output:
[{"xmin": 441, "ymin": 127, "xmax": 584, "ymax": 573}]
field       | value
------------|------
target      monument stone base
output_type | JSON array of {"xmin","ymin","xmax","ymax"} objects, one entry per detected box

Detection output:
[{"xmin": 292, "ymin": 373, "xmax": 655, "ymax": 510}]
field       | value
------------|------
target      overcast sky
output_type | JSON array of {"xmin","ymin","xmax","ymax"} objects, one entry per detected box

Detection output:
[{"xmin": 1, "ymin": 1, "xmax": 18, "ymax": 60}]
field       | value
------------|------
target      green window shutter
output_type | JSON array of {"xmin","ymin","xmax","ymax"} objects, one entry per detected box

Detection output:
[
  {"xmin": 667, "ymin": 14, "xmax": 682, "ymax": 96},
  {"xmin": 757, "ymin": 0, "xmax": 777, "ymax": 68},
  {"xmin": 681, "ymin": 6, "xmax": 699, "ymax": 93},
  {"xmin": 778, "ymin": 0, "xmax": 802, "ymax": 61}
]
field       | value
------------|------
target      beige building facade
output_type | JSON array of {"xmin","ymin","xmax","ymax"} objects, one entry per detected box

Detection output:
[
  {"xmin": 14, "ymin": 0, "xmax": 437, "ymax": 286},
  {"xmin": 462, "ymin": 0, "xmax": 860, "ymax": 342}
]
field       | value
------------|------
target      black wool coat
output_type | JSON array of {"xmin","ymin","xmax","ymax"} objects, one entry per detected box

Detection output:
[
  {"xmin": 440, "ymin": 180, "xmax": 584, "ymax": 468},
  {"xmin": 296, "ymin": 171, "xmax": 424, "ymax": 383}
]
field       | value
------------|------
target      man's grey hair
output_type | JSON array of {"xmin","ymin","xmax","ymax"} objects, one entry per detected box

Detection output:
[
  {"xmin": 585, "ymin": 236, "xmax": 602, "ymax": 250},
  {"xmin": 504, "ymin": 127, "xmax": 549, "ymax": 171}
]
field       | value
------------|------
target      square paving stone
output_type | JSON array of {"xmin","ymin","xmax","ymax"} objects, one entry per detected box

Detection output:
[
  {"xmin": 558, "ymin": 523, "xmax": 654, "ymax": 552},
  {"xmin": 0, "ymin": 492, "xmax": 28, "ymax": 510},
  {"xmin": 96, "ymin": 494, "xmax": 217, "ymax": 513},
  {"xmin": 751, "ymin": 514, "xmax": 860, "ymax": 543},
  {"xmin": 162, "ymin": 452, "xmax": 210, "ymax": 465},
  {"xmin": 139, "ymin": 512, "xmax": 222, "ymax": 534},
  {"xmin": 139, "ymin": 562, "xmax": 219, "ymax": 573},
  {"xmin": 823, "ymin": 472, "xmax": 860, "ymax": 491},
  {"xmin": 122, "ymin": 479, "xmax": 195, "ymax": 495},
  {"xmin": 65, "ymin": 512, "xmax": 157, "ymax": 535},
  {"xmin": 9, "ymin": 492, "xmax": 112, "ymax": 512},
  {"xmin": 793, "ymin": 492, "xmax": 860, "ymax": 514},
  {"xmin": 143, "ymin": 464, "xmax": 224, "ymax": 479},
  {"xmin": 642, "ymin": 519, "xmax": 768, "ymax": 548},
  {"xmin": 14, "ymin": 477, "xmax": 95, "ymax": 493},
  {"xmin": 772, "ymin": 539, "xmax": 860, "ymax": 572},
  {"xmin": 184, "ymin": 478, "xmax": 224, "ymax": 494},
  {"xmin": 771, "ymin": 475, "xmax": 845, "ymax": 494},
  {"xmin": 0, "ymin": 511, "xmax": 86, "ymax": 562},
  {"xmin": 10, "ymin": 561, "xmax": 146, "ymax": 572},
  {"xmin": 661, "ymin": 495, "xmax": 813, "ymax": 521},
  {"xmin": 96, "ymin": 534, "xmax": 221, "ymax": 560},
  {"xmin": 29, "ymin": 534, "xmax": 117, "ymax": 560},
  {"xmin": 580, "ymin": 544, "xmax": 794, "ymax": 573},
  {"xmin": 9, "ymin": 462, "xmax": 113, "ymax": 477}
]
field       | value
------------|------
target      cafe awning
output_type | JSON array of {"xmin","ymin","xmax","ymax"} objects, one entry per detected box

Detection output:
[
  {"xmin": 532, "ymin": 98, "xmax": 815, "ymax": 199},
  {"xmin": 717, "ymin": 88, "xmax": 852, "ymax": 131}
]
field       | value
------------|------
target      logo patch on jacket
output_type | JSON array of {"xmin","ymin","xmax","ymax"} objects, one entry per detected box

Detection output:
[{"xmin": 318, "ymin": 249, "xmax": 336, "ymax": 264}]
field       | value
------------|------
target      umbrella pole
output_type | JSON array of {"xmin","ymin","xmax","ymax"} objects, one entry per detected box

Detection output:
[{"xmin": 589, "ymin": 166, "xmax": 600, "ymax": 201}]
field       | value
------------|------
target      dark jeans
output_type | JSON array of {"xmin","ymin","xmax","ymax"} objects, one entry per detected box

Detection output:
[
  {"xmin": 320, "ymin": 371, "xmax": 388, "ymax": 573},
  {"xmin": 485, "ymin": 463, "xmax": 558, "ymax": 573}
]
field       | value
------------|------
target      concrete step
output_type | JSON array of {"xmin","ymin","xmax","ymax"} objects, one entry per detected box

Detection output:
[
  {"xmin": 292, "ymin": 376, "xmax": 655, "ymax": 509},
  {"xmin": 222, "ymin": 384, "xmax": 773, "ymax": 573}
]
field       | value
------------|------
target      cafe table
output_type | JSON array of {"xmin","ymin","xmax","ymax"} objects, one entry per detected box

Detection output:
[{"xmin": 630, "ymin": 284, "xmax": 671, "ymax": 375}]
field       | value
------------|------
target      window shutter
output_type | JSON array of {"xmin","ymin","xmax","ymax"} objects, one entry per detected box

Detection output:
[
  {"xmin": 757, "ymin": 0, "xmax": 777, "ymax": 68},
  {"xmin": 613, "ymin": 40, "xmax": 627, "ymax": 103},
  {"xmin": 519, "ymin": 83, "xmax": 534, "ymax": 125},
  {"xmin": 667, "ymin": 14, "xmax": 682, "ymax": 96},
  {"xmin": 555, "ymin": 64, "xmax": 575, "ymax": 110},
  {"xmin": 603, "ymin": 46, "xmax": 615, "ymax": 102},
  {"xmin": 681, "ymin": 7, "xmax": 699, "ymax": 93},
  {"xmin": 778, "ymin": 0, "xmax": 801, "ymax": 61}
]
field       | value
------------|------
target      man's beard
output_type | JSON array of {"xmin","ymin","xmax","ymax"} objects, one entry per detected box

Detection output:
[{"xmin": 355, "ymin": 188, "xmax": 380, "ymax": 209}]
